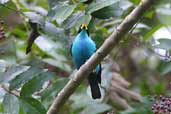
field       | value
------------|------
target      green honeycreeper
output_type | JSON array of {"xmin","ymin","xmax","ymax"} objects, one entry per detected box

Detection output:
[{"xmin": 71, "ymin": 23, "xmax": 102, "ymax": 99}]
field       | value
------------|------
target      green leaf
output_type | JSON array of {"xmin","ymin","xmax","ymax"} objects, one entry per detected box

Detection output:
[
  {"xmin": 75, "ymin": 14, "xmax": 92, "ymax": 28},
  {"xmin": 0, "ymin": 65, "xmax": 29, "ymax": 83},
  {"xmin": 42, "ymin": 58, "xmax": 72, "ymax": 72},
  {"xmin": 47, "ymin": 0, "xmax": 63, "ymax": 8},
  {"xmin": 0, "ymin": 0, "xmax": 9, "ymax": 4},
  {"xmin": 81, "ymin": 103, "xmax": 111, "ymax": 114},
  {"xmin": 144, "ymin": 24, "xmax": 162, "ymax": 40},
  {"xmin": 158, "ymin": 61, "xmax": 171, "ymax": 76},
  {"xmin": 3, "ymin": 93, "xmax": 19, "ymax": 114},
  {"xmin": 92, "ymin": 1, "xmax": 123, "ymax": 19},
  {"xmin": 156, "ymin": 8, "xmax": 171, "ymax": 25},
  {"xmin": 71, "ymin": 94, "xmax": 96, "ymax": 110},
  {"xmin": 35, "ymin": 36, "xmax": 65, "ymax": 60},
  {"xmin": 48, "ymin": 5, "xmax": 77, "ymax": 24},
  {"xmin": 20, "ymin": 72, "xmax": 55, "ymax": 97},
  {"xmin": 129, "ymin": 0, "xmax": 140, "ymax": 5},
  {"xmin": 63, "ymin": 12, "xmax": 84, "ymax": 29},
  {"xmin": 0, "ymin": 38, "xmax": 16, "ymax": 64},
  {"xmin": 0, "ymin": 60, "xmax": 7, "ymax": 72},
  {"xmin": 42, "ymin": 22, "xmax": 65, "ymax": 39},
  {"xmin": 0, "ymin": 103, "xmax": 3, "ymax": 113},
  {"xmin": 154, "ymin": 38, "xmax": 171, "ymax": 50},
  {"xmin": 86, "ymin": 0, "xmax": 119, "ymax": 14},
  {"xmin": 24, "ymin": 12, "xmax": 44, "ymax": 25},
  {"xmin": 41, "ymin": 78, "xmax": 69, "ymax": 100},
  {"xmin": 19, "ymin": 97, "xmax": 46, "ymax": 114},
  {"xmin": 9, "ymin": 66, "xmax": 44, "ymax": 90},
  {"xmin": 120, "ymin": 97, "xmax": 152, "ymax": 114}
]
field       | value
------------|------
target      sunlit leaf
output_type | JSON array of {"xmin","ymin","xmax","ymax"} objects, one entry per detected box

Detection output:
[
  {"xmin": 34, "ymin": 36, "xmax": 68, "ymax": 62},
  {"xmin": 129, "ymin": 0, "xmax": 140, "ymax": 5},
  {"xmin": 63, "ymin": 12, "xmax": 84, "ymax": 29},
  {"xmin": 0, "ymin": 39, "xmax": 16, "ymax": 64},
  {"xmin": 24, "ymin": 12, "xmax": 44, "ymax": 25},
  {"xmin": 71, "ymin": 94, "xmax": 96, "ymax": 110},
  {"xmin": 154, "ymin": 38, "xmax": 171, "ymax": 50},
  {"xmin": 42, "ymin": 22, "xmax": 65, "ymax": 39},
  {"xmin": 0, "ymin": 60, "xmax": 7, "ymax": 72},
  {"xmin": 156, "ymin": 8, "xmax": 171, "ymax": 25},
  {"xmin": 20, "ymin": 71, "xmax": 55, "ymax": 97},
  {"xmin": 48, "ymin": 5, "xmax": 77, "ymax": 24},
  {"xmin": 144, "ymin": 24, "xmax": 162, "ymax": 40},
  {"xmin": 81, "ymin": 103, "xmax": 111, "ymax": 114},
  {"xmin": 0, "ymin": 0, "xmax": 9, "ymax": 4},
  {"xmin": 42, "ymin": 58, "xmax": 72, "ymax": 72},
  {"xmin": 41, "ymin": 78, "xmax": 69, "ymax": 100},
  {"xmin": 0, "ymin": 65, "xmax": 29, "ymax": 83},
  {"xmin": 92, "ymin": 1, "xmax": 123, "ymax": 19},
  {"xmin": 86, "ymin": 0, "xmax": 119, "ymax": 14},
  {"xmin": 120, "ymin": 97, "xmax": 152, "ymax": 114},
  {"xmin": 75, "ymin": 14, "xmax": 92, "ymax": 28},
  {"xmin": 158, "ymin": 61, "xmax": 171, "ymax": 76},
  {"xmin": 9, "ymin": 66, "xmax": 44, "ymax": 90},
  {"xmin": 3, "ymin": 93, "xmax": 19, "ymax": 114},
  {"xmin": 19, "ymin": 97, "xmax": 46, "ymax": 114}
]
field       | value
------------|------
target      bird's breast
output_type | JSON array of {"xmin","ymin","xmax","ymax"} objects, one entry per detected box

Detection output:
[{"xmin": 72, "ymin": 38, "xmax": 96, "ymax": 68}]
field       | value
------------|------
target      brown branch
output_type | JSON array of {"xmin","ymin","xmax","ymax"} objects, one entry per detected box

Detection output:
[{"xmin": 46, "ymin": 0, "xmax": 154, "ymax": 114}]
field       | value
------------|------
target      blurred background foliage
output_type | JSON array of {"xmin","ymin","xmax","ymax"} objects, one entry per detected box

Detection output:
[{"xmin": 0, "ymin": 0, "xmax": 171, "ymax": 114}]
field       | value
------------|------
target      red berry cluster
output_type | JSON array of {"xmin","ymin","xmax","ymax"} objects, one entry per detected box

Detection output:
[{"xmin": 152, "ymin": 95, "xmax": 171, "ymax": 114}]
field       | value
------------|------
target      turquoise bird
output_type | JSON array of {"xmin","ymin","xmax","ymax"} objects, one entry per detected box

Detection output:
[{"xmin": 71, "ymin": 23, "xmax": 101, "ymax": 99}]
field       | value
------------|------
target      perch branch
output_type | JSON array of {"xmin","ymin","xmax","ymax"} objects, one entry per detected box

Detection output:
[{"xmin": 46, "ymin": 0, "xmax": 154, "ymax": 114}]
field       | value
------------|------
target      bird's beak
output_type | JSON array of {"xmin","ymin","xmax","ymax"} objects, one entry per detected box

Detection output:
[{"xmin": 81, "ymin": 23, "xmax": 88, "ymax": 30}]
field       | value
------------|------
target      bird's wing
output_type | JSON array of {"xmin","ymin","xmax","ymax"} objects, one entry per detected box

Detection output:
[
  {"xmin": 70, "ymin": 43, "xmax": 73, "ymax": 56},
  {"xmin": 97, "ymin": 64, "xmax": 102, "ymax": 83}
]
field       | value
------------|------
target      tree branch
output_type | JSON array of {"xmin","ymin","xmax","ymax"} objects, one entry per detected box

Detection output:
[{"xmin": 46, "ymin": 0, "xmax": 154, "ymax": 114}]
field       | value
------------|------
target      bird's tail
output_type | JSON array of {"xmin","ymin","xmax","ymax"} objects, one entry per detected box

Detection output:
[{"xmin": 88, "ymin": 73, "xmax": 101, "ymax": 99}]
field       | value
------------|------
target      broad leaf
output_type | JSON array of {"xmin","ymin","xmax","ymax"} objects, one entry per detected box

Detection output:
[
  {"xmin": 0, "ymin": 60, "xmax": 7, "ymax": 72},
  {"xmin": 120, "ymin": 97, "xmax": 152, "ymax": 114},
  {"xmin": 86, "ymin": 0, "xmax": 119, "ymax": 14},
  {"xmin": 19, "ymin": 97, "xmax": 46, "ymax": 114},
  {"xmin": 63, "ymin": 12, "xmax": 84, "ymax": 29},
  {"xmin": 75, "ymin": 14, "xmax": 92, "ymax": 28},
  {"xmin": 24, "ymin": 12, "xmax": 44, "ymax": 25},
  {"xmin": 92, "ymin": 1, "xmax": 123, "ymax": 19},
  {"xmin": 156, "ymin": 8, "xmax": 171, "ymax": 25},
  {"xmin": 3, "ymin": 93, "xmax": 19, "ymax": 114},
  {"xmin": 41, "ymin": 78, "xmax": 69, "ymax": 100},
  {"xmin": 81, "ymin": 103, "xmax": 111, "ymax": 114},
  {"xmin": 0, "ymin": 39, "xmax": 16, "ymax": 64},
  {"xmin": 48, "ymin": 5, "xmax": 77, "ymax": 24},
  {"xmin": 42, "ymin": 58, "xmax": 72, "ymax": 72},
  {"xmin": 155, "ymin": 38, "xmax": 171, "ymax": 50},
  {"xmin": 20, "ymin": 72, "xmax": 55, "ymax": 97},
  {"xmin": 0, "ymin": 65, "xmax": 29, "ymax": 83},
  {"xmin": 158, "ymin": 61, "xmax": 171, "ymax": 76},
  {"xmin": 0, "ymin": 0, "xmax": 9, "ymax": 4},
  {"xmin": 144, "ymin": 24, "xmax": 162, "ymax": 40},
  {"xmin": 9, "ymin": 66, "xmax": 44, "ymax": 90},
  {"xmin": 42, "ymin": 22, "xmax": 65, "ymax": 39}
]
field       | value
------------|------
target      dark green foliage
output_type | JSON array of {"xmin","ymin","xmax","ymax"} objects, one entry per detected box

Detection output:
[{"xmin": 0, "ymin": 0, "xmax": 171, "ymax": 114}]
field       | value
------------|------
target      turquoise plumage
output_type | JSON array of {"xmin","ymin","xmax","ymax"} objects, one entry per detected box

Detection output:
[{"xmin": 71, "ymin": 24, "xmax": 101, "ymax": 99}]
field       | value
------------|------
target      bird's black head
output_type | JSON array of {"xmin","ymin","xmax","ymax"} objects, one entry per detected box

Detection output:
[{"xmin": 78, "ymin": 23, "xmax": 89, "ymax": 36}]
